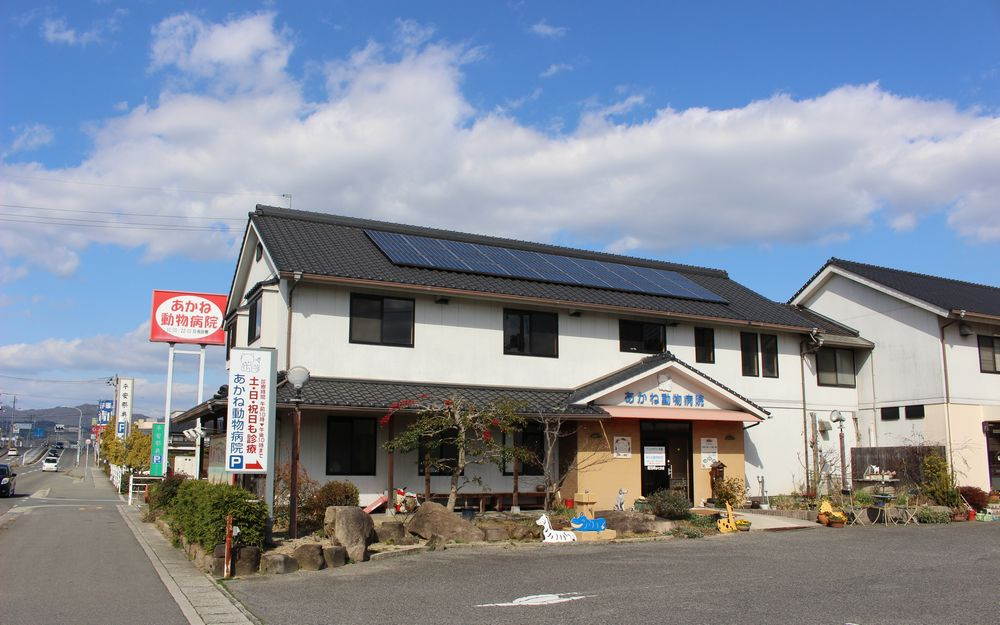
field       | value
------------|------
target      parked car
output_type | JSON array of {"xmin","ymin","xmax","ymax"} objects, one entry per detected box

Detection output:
[
  {"xmin": 0, "ymin": 464, "xmax": 16, "ymax": 496},
  {"xmin": 7, "ymin": 448, "xmax": 18, "ymax": 457},
  {"xmin": 42, "ymin": 456, "xmax": 59, "ymax": 472}
]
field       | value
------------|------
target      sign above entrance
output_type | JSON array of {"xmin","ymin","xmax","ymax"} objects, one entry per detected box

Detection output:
[{"xmin": 625, "ymin": 391, "xmax": 705, "ymax": 408}]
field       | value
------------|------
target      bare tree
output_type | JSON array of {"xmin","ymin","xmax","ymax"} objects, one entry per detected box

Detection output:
[{"xmin": 535, "ymin": 412, "xmax": 614, "ymax": 512}]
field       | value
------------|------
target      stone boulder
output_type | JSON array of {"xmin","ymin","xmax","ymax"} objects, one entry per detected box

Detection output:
[
  {"xmin": 234, "ymin": 547, "xmax": 261, "ymax": 577},
  {"xmin": 482, "ymin": 526, "xmax": 509, "ymax": 542},
  {"xmin": 261, "ymin": 553, "xmax": 299, "ymax": 575},
  {"xmin": 375, "ymin": 521, "xmax": 406, "ymax": 544},
  {"xmin": 293, "ymin": 543, "xmax": 325, "ymax": 571},
  {"xmin": 324, "ymin": 506, "xmax": 376, "ymax": 562},
  {"xmin": 594, "ymin": 510, "xmax": 661, "ymax": 534},
  {"xmin": 426, "ymin": 534, "xmax": 447, "ymax": 551},
  {"xmin": 507, "ymin": 524, "xmax": 541, "ymax": 541},
  {"xmin": 406, "ymin": 501, "xmax": 485, "ymax": 543},
  {"xmin": 323, "ymin": 545, "xmax": 347, "ymax": 568}
]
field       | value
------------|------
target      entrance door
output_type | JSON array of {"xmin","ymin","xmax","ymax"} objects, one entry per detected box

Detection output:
[
  {"xmin": 988, "ymin": 422, "xmax": 1000, "ymax": 492},
  {"xmin": 640, "ymin": 420, "xmax": 691, "ymax": 499}
]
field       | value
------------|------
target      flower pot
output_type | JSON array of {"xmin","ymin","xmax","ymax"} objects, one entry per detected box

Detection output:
[
  {"xmin": 817, "ymin": 512, "xmax": 829, "ymax": 526},
  {"xmin": 968, "ymin": 509, "xmax": 977, "ymax": 521},
  {"xmin": 829, "ymin": 521, "xmax": 845, "ymax": 528}
]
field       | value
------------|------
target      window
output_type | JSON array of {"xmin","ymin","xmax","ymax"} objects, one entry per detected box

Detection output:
[
  {"xmin": 760, "ymin": 334, "xmax": 779, "ymax": 378},
  {"xmin": 979, "ymin": 335, "xmax": 1000, "ymax": 374},
  {"xmin": 880, "ymin": 407, "xmax": 900, "ymax": 421},
  {"xmin": 503, "ymin": 309, "xmax": 558, "ymax": 357},
  {"xmin": 740, "ymin": 332, "xmax": 759, "ymax": 376},
  {"xmin": 503, "ymin": 422, "xmax": 545, "ymax": 476},
  {"xmin": 905, "ymin": 405, "xmax": 925, "ymax": 419},
  {"xmin": 247, "ymin": 294, "xmax": 262, "ymax": 344},
  {"xmin": 694, "ymin": 327, "xmax": 715, "ymax": 363},
  {"xmin": 419, "ymin": 430, "xmax": 459, "ymax": 476},
  {"xmin": 816, "ymin": 347, "xmax": 856, "ymax": 387},
  {"xmin": 326, "ymin": 417, "xmax": 376, "ymax": 475},
  {"xmin": 619, "ymin": 320, "xmax": 665, "ymax": 354},
  {"xmin": 350, "ymin": 294, "xmax": 415, "ymax": 347}
]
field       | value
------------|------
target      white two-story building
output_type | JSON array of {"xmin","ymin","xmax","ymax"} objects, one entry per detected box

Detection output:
[
  {"xmin": 792, "ymin": 258, "xmax": 1000, "ymax": 492},
  {"xmin": 176, "ymin": 206, "xmax": 868, "ymax": 510}
]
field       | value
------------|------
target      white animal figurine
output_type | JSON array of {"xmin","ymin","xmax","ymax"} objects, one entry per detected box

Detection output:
[
  {"xmin": 614, "ymin": 488, "xmax": 627, "ymax": 511},
  {"xmin": 536, "ymin": 514, "xmax": 577, "ymax": 543}
]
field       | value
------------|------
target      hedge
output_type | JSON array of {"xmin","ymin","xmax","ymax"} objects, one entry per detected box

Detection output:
[{"xmin": 167, "ymin": 480, "xmax": 267, "ymax": 548}]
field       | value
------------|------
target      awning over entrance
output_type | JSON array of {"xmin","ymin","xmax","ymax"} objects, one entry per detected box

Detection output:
[{"xmin": 602, "ymin": 405, "xmax": 763, "ymax": 423}]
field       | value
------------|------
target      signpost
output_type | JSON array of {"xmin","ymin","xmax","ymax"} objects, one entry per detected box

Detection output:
[
  {"xmin": 226, "ymin": 348, "xmax": 278, "ymax": 518},
  {"xmin": 150, "ymin": 423, "xmax": 166, "ymax": 477},
  {"xmin": 116, "ymin": 378, "xmax": 134, "ymax": 440}
]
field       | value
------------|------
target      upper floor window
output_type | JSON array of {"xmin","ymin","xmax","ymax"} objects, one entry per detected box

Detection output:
[
  {"xmin": 979, "ymin": 335, "xmax": 999, "ymax": 374},
  {"xmin": 247, "ymin": 294, "xmax": 262, "ymax": 344},
  {"xmin": 619, "ymin": 320, "xmax": 665, "ymax": 354},
  {"xmin": 504, "ymin": 309, "xmax": 558, "ymax": 358},
  {"xmin": 350, "ymin": 294, "xmax": 414, "ymax": 347},
  {"xmin": 694, "ymin": 327, "xmax": 715, "ymax": 364},
  {"xmin": 741, "ymin": 332, "xmax": 779, "ymax": 377},
  {"xmin": 816, "ymin": 347, "xmax": 856, "ymax": 387}
]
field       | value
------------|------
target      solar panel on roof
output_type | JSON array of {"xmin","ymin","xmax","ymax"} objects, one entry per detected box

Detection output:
[{"xmin": 365, "ymin": 230, "xmax": 728, "ymax": 303}]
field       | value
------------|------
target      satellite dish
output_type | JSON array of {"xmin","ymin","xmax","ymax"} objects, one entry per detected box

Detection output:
[{"xmin": 830, "ymin": 410, "xmax": 845, "ymax": 423}]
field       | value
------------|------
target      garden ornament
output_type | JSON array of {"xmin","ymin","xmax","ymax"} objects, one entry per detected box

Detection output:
[
  {"xmin": 615, "ymin": 488, "xmax": 627, "ymax": 511},
  {"xmin": 569, "ymin": 515, "xmax": 607, "ymax": 532},
  {"xmin": 536, "ymin": 514, "xmax": 577, "ymax": 542}
]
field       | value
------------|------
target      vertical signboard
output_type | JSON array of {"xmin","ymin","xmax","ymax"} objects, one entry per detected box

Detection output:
[
  {"xmin": 150, "ymin": 423, "xmax": 166, "ymax": 477},
  {"xmin": 98, "ymin": 400, "xmax": 114, "ymax": 425},
  {"xmin": 116, "ymin": 378, "xmax": 134, "ymax": 439},
  {"xmin": 226, "ymin": 348, "xmax": 276, "ymax": 474}
]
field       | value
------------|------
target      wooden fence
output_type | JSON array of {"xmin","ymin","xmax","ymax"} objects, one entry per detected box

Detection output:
[{"xmin": 850, "ymin": 445, "xmax": 945, "ymax": 484}]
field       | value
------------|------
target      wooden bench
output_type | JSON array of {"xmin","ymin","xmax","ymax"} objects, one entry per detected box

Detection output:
[{"xmin": 427, "ymin": 491, "xmax": 547, "ymax": 513}]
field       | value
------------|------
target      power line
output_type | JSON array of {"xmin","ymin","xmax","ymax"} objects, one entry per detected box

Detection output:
[
  {"xmin": 0, "ymin": 215, "xmax": 232, "ymax": 232},
  {"xmin": 0, "ymin": 374, "xmax": 112, "ymax": 385},
  {"xmin": 3, "ymin": 173, "xmax": 286, "ymax": 198},
  {"xmin": 0, "ymin": 203, "xmax": 246, "ymax": 221}
]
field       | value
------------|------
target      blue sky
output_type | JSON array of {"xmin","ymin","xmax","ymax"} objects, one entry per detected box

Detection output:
[{"xmin": 1, "ymin": 1, "xmax": 999, "ymax": 415}]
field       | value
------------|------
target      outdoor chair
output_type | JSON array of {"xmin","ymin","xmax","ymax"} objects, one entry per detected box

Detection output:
[{"xmin": 843, "ymin": 490, "xmax": 869, "ymax": 526}]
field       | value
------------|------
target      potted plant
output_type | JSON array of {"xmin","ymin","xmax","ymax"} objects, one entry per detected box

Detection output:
[
  {"xmin": 827, "ymin": 510, "xmax": 847, "ymax": 528},
  {"xmin": 735, "ymin": 519, "xmax": 751, "ymax": 532},
  {"xmin": 950, "ymin": 507, "xmax": 968, "ymax": 522}
]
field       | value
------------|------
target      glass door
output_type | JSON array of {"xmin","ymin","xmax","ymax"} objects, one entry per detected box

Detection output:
[{"xmin": 640, "ymin": 420, "xmax": 691, "ymax": 500}]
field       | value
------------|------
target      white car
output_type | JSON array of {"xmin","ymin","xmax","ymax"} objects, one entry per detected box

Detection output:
[{"xmin": 42, "ymin": 456, "xmax": 59, "ymax": 472}]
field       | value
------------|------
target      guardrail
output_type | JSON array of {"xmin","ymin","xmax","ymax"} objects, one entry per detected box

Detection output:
[{"xmin": 127, "ymin": 474, "xmax": 163, "ymax": 507}]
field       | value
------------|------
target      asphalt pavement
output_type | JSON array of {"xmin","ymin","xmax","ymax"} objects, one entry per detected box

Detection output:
[
  {"xmin": 0, "ymin": 450, "xmax": 190, "ymax": 625},
  {"xmin": 227, "ymin": 521, "xmax": 1000, "ymax": 625}
]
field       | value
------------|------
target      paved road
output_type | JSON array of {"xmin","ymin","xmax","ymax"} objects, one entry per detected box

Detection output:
[
  {"xmin": 0, "ymin": 451, "xmax": 190, "ymax": 625},
  {"xmin": 228, "ymin": 522, "xmax": 1000, "ymax": 625}
]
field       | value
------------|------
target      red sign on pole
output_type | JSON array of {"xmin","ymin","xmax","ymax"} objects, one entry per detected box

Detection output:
[{"xmin": 149, "ymin": 290, "xmax": 228, "ymax": 345}]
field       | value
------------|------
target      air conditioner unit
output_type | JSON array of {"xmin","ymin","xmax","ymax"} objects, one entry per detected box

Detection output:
[{"xmin": 817, "ymin": 419, "xmax": 832, "ymax": 432}]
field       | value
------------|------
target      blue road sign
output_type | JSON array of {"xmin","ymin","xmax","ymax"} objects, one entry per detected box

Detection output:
[{"xmin": 33, "ymin": 427, "xmax": 45, "ymax": 438}]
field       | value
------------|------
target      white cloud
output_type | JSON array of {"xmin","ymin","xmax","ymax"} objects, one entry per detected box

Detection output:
[
  {"xmin": 5, "ymin": 123, "xmax": 54, "ymax": 154},
  {"xmin": 540, "ymin": 63, "xmax": 572, "ymax": 78},
  {"xmin": 530, "ymin": 19, "xmax": 568, "ymax": 38},
  {"xmin": 41, "ymin": 10, "xmax": 126, "ymax": 46},
  {"xmin": 2, "ymin": 12, "xmax": 1000, "ymax": 281}
]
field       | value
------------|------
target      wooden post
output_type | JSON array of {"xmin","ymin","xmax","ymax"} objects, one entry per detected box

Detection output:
[
  {"xmin": 386, "ymin": 415, "xmax": 394, "ymax": 510},
  {"xmin": 224, "ymin": 514, "xmax": 234, "ymax": 577},
  {"xmin": 424, "ymin": 450, "xmax": 432, "ymax": 502},
  {"xmin": 290, "ymin": 402, "xmax": 301, "ymax": 539},
  {"xmin": 512, "ymin": 459, "xmax": 519, "ymax": 509}
]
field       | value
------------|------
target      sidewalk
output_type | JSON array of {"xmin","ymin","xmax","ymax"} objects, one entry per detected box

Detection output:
[{"xmin": 118, "ymin": 495, "xmax": 257, "ymax": 625}]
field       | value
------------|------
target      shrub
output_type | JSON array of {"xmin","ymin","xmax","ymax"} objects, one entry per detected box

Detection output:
[
  {"xmin": 645, "ymin": 489, "xmax": 692, "ymax": 519},
  {"xmin": 672, "ymin": 526, "xmax": 704, "ymax": 539},
  {"xmin": 920, "ymin": 454, "xmax": 961, "ymax": 507},
  {"xmin": 149, "ymin": 474, "xmax": 187, "ymax": 511},
  {"xmin": 713, "ymin": 477, "xmax": 747, "ymax": 508},
  {"xmin": 167, "ymin": 480, "xmax": 267, "ymax": 549},
  {"xmin": 853, "ymin": 491, "xmax": 874, "ymax": 507},
  {"xmin": 272, "ymin": 462, "xmax": 319, "ymax": 531},
  {"xmin": 957, "ymin": 486, "xmax": 989, "ymax": 512},
  {"xmin": 687, "ymin": 513, "xmax": 716, "ymax": 529},
  {"xmin": 915, "ymin": 507, "xmax": 950, "ymax": 524},
  {"xmin": 301, "ymin": 480, "xmax": 360, "ymax": 531}
]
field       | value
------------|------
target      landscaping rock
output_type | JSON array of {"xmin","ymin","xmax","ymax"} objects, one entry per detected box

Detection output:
[
  {"xmin": 376, "ymin": 521, "xmax": 406, "ymax": 543},
  {"xmin": 507, "ymin": 524, "xmax": 541, "ymax": 540},
  {"xmin": 482, "ymin": 526, "xmax": 509, "ymax": 542},
  {"xmin": 293, "ymin": 543, "xmax": 325, "ymax": 571},
  {"xmin": 407, "ymin": 501, "xmax": 485, "ymax": 543},
  {"xmin": 261, "ymin": 553, "xmax": 299, "ymax": 575},
  {"xmin": 595, "ymin": 510, "xmax": 661, "ymax": 534},
  {"xmin": 426, "ymin": 534, "xmax": 447, "ymax": 551},
  {"xmin": 213, "ymin": 543, "xmax": 227, "ymax": 558},
  {"xmin": 325, "ymin": 506, "xmax": 376, "ymax": 562},
  {"xmin": 323, "ymin": 545, "xmax": 347, "ymax": 568},
  {"xmin": 211, "ymin": 556, "xmax": 225, "ymax": 578},
  {"xmin": 234, "ymin": 547, "xmax": 261, "ymax": 577}
]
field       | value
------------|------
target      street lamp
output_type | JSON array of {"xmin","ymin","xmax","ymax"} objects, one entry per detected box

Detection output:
[
  {"xmin": 285, "ymin": 366, "xmax": 310, "ymax": 539},
  {"xmin": 72, "ymin": 407, "xmax": 83, "ymax": 466}
]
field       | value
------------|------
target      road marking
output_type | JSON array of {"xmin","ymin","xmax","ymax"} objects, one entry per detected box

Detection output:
[{"xmin": 476, "ymin": 592, "xmax": 595, "ymax": 607}]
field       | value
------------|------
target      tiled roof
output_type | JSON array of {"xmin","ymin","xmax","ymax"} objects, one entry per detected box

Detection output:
[
  {"xmin": 276, "ymin": 377, "xmax": 607, "ymax": 416},
  {"xmin": 251, "ymin": 205, "xmax": 824, "ymax": 330},
  {"xmin": 794, "ymin": 258, "xmax": 1000, "ymax": 318},
  {"xmin": 567, "ymin": 351, "xmax": 769, "ymax": 416},
  {"xmin": 785, "ymin": 305, "xmax": 861, "ymax": 338}
]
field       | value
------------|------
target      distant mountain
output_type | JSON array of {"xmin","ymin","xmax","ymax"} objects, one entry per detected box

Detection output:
[{"xmin": 1, "ymin": 404, "xmax": 150, "ymax": 431}]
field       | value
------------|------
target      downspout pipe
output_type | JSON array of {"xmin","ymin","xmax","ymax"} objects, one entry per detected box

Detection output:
[
  {"xmin": 800, "ymin": 329, "xmax": 823, "ymax": 493},
  {"xmin": 940, "ymin": 311, "xmax": 963, "ymax": 480},
  {"xmin": 286, "ymin": 272, "xmax": 303, "ymax": 371}
]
